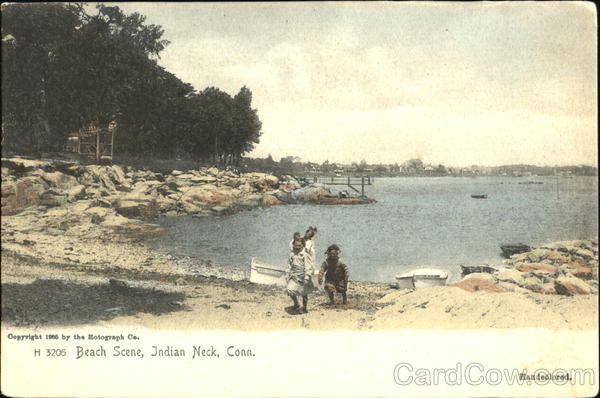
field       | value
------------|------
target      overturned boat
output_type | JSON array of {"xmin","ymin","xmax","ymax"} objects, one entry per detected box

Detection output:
[
  {"xmin": 460, "ymin": 264, "xmax": 497, "ymax": 277},
  {"xmin": 395, "ymin": 268, "xmax": 449, "ymax": 290},
  {"xmin": 500, "ymin": 243, "xmax": 531, "ymax": 258}
]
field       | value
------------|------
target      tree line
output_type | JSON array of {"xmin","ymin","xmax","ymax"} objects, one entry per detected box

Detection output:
[
  {"xmin": 1, "ymin": 3, "xmax": 261, "ymax": 164},
  {"xmin": 242, "ymin": 156, "xmax": 597, "ymax": 177}
]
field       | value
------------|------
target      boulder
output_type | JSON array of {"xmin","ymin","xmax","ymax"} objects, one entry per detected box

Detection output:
[
  {"xmin": 543, "ymin": 251, "xmax": 570, "ymax": 264},
  {"xmin": 181, "ymin": 186, "xmax": 236, "ymax": 206},
  {"xmin": 39, "ymin": 190, "xmax": 68, "ymax": 207},
  {"xmin": 558, "ymin": 262, "xmax": 593, "ymax": 280},
  {"xmin": 273, "ymin": 190, "xmax": 294, "ymax": 204},
  {"xmin": 243, "ymin": 173, "xmax": 279, "ymax": 191},
  {"xmin": 574, "ymin": 248, "xmax": 594, "ymax": 260},
  {"xmin": 554, "ymin": 276, "xmax": 593, "ymax": 295},
  {"xmin": 260, "ymin": 195, "xmax": 285, "ymax": 206},
  {"xmin": 171, "ymin": 170, "xmax": 183, "ymax": 176},
  {"xmin": 210, "ymin": 205, "xmax": 232, "ymax": 216},
  {"xmin": 291, "ymin": 185, "xmax": 334, "ymax": 203},
  {"xmin": 1, "ymin": 176, "xmax": 49, "ymax": 215},
  {"xmin": 40, "ymin": 171, "xmax": 79, "ymax": 191},
  {"xmin": 179, "ymin": 200, "xmax": 205, "ymax": 215},
  {"xmin": 496, "ymin": 269, "xmax": 526, "ymax": 285},
  {"xmin": 516, "ymin": 262, "xmax": 557, "ymax": 274},
  {"xmin": 207, "ymin": 167, "xmax": 219, "ymax": 176},
  {"xmin": 521, "ymin": 276, "xmax": 544, "ymax": 293},
  {"xmin": 113, "ymin": 199, "xmax": 159, "ymax": 219}
]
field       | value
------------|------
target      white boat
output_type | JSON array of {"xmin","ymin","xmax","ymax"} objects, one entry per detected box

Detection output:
[
  {"xmin": 250, "ymin": 258, "xmax": 287, "ymax": 287},
  {"xmin": 395, "ymin": 268, "xmax": 449, "ymax": 289},
  {"xmin": 249, "ymin": 258, "xmax": 323, "ymax": 290}
]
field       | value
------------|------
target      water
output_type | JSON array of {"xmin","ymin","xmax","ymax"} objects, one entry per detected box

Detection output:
[{"xmin": 154, "ymin": 176, "xmax": 598, "ymax": 282}]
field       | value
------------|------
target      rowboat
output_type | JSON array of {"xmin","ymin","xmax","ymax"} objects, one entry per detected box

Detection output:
[
  {"xmin": 460, "ymin": 264, "xmax": 497, "ymax": 276},
  {"xmin": 395, "ymin": 268, "xmax": 449, "ymax": 290},
  {"xmin": 249, "ymin": 258, "xmax": 287, "ymax": 287},
  {"xmin": 249, "ymin": 258, "xmax": 322, "ymax": 290},
  {"xmin": 500, "ymin": 243, "xmax": 531, "ymax": 258}
]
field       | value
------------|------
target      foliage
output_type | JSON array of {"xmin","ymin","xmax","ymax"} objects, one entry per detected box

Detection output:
[{"xmin": 1, "ymin": 3, "xmax": 261, "ymax": 164}]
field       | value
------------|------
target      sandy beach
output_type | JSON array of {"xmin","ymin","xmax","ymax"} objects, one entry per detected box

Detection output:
[{"xmin": 2, "ymin": 212, "xmax": 597, "ymax": 331}]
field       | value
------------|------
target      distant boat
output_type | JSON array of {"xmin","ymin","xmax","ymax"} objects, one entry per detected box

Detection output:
[
  {"xmin": 395, "ymin": 268, "xmax": 449, "ymax": 290},
  {"xmin": 500, "ymin": 243, "xmax": 531, "ymax": 258},
  {"xmin": 471, "ymin": 194, "xmax": 488, "ymax": 199},
  {"xmin": 460, "ymin": 264, "xmax": 497, "ymax": 276}
]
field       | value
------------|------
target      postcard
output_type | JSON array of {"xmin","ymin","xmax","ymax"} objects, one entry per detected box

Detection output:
[{"xmin": 1, "ymin": 2, "xmax": 598, "ymax": 397}]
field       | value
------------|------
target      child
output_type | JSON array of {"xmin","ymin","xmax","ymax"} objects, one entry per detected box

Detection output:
[
  {"xmin": 318, "ymin": 244, "xmax": 349, "ymax": 304},
  {"xmin": 286, "ymin": 238, "xmax": 311, "ymax": 313},
  {"xmin": 289, "ymin": 232, "xmax": 301, "ymax": 252}
]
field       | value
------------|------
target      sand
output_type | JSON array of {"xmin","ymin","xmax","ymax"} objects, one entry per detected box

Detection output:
[{"xmin": 2, "ymin": 241, "xmax": 597, "ymax": 331}]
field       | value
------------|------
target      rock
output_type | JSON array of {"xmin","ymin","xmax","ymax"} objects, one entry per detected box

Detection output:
[
  {"xmin": 529, "ymin": 270, "xmax": 555, "ymax": 284},
  {"xmin": 179, "ymin": 201, "xmax": 205, "ymax": 215},
  {"xmin": 244, "ymin": 173, "xmax": 279, "ymax": 191},
  {"xmin": 521, "ymin": 276, "xmax": 544, "ymax": 293},
  {"xmin": 260, "ymin": 195, "xmax": 285, "ymax": 206},
  {"xmin": 207, "ymin": 167, "xmax": 219, "ymax": 176},
  {"xmin": 496, "ymin": 269, "xmax": 525, "ymax": 285},
  {"xmin": 291, "ymin": 185, "xmax": 334, "ymax": 203},
  {"xmin": 65, "ymin": 185, "xmax": 86, "ymax": 199},
  {"xmin": 586, "ymin": 280, "xmax": 599, "ymax": 294},
  {"xmin": 557, "ymin": 261, "xmax": 593, "ymax": 280},
  {"xmin": 574, "ymin": 248, "xmax": 594, "ymax": 260},
  {"xmin": 463, "ymin": 272, "xmax": 497, "ymax": 283},
  {"xmin": 40, "ymin": 171, "xmax": 79, "ymax": 191},
  {"xmin": 497, "ymin": 282, "xmax": 529, "ymax": 294},
  {"xmin": 210, "ymin": 205, "xmax": 231, "ymax": 216},
  {"xmin": 190, "ymin": 175, "xmax": 217, "ymax": 183},
  {"xmin": 543, "ymin": 251, "xmax": 570, "ymax": 263},
  {"xmin": 1, "ymin": 176, "xmax": 48, "ymax": 215},
  {"xmin": 171, "ymin": 170, "xmax": 183, "ymax": 176},
  {"xmin": 516, "ymin": 262, "xmax": 557, "ymax": 274},
  {"xmin": 39, "ymin": 190, "xmax": 68, "ymax": 207},
  {"xmin": 554, "ymin": 276, "xmax": 593, "ymax": 295},
  {"xmin": 451, "ymin": 279, "xmax": 505, "ymax": 293},
  {"xmin": 113, "ymin": 199, "xmax": 159, "ymax": 219},
  {"xmin": 526, "ymin": 253, "xmax": 541, "ymax": 263},
  {"xmin": 273, "ymin": 190, "xmax": 294, "ymax": 204},
  {"xmin": 176, "ymin": 173, "xmax": 196, "ymax": 180}
]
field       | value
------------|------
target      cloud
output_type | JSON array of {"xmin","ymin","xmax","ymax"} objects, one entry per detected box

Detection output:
[{"xmin": 115, "ymin": 2, "xmax": 596, "ymax": 166}]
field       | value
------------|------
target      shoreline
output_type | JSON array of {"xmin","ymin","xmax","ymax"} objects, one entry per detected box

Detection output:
[{"xmin": 1, "ymin": 157, "xmax": 598, "ymax": 330}]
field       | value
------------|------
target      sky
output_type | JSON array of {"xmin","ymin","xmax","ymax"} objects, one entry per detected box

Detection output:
[{"xmin": 109, "ymin": 2, "xmax": 596, "ymax": 167}]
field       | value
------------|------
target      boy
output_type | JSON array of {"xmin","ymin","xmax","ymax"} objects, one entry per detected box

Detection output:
[{"xmin": 318, "ymin": 244, "xmax": 349, "ymax": 304}]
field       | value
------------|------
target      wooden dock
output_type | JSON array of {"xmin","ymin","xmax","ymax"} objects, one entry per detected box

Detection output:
[{"xmin": 299, "ymin": 175, "xmax": 373, "ymax": 197}]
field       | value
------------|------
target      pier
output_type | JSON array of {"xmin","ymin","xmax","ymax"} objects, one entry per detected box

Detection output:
[{"xmin": 299, "ymin": 175, "xmax": 373, "ymax": 197}]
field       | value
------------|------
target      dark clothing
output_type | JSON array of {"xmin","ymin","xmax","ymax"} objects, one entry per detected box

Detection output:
[{"xmin": 318, "ymin": 259, "xmax": 348, "ymax": 293}]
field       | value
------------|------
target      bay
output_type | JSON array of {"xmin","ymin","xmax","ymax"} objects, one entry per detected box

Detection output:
[{"xmin": 155, "ymin": 176, "xmax": 598, "ymax": 282}]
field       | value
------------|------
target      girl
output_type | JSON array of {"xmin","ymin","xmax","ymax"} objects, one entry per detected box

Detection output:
[{"xmin": 286, "ymin": 238, "xmax": 311, "ymax": 313}]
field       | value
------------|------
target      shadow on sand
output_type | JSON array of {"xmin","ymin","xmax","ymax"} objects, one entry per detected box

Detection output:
[{"xmin": 1, "ymin": 279, "xmax": 186, "ymax": 327}]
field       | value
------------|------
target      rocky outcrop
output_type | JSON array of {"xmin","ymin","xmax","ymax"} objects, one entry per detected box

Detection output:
[
  {"xmin": 453, "ymin": 239, "xmax": 598, "ymax": 296},
  {"xmin": 1, "ymin": 157, "xmax": 374, "ymax": 219}
]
